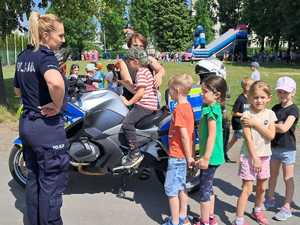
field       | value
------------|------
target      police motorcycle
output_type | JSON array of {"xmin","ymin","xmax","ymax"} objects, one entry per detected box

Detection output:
[{"xmin": 8, "ymin": 68, "xmax": 202, "ymax": 194}]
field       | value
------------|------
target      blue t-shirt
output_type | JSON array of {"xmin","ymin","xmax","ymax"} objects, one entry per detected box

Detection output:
[
  {"xmin": 93, "ymin": 71, "xmax": 105, "ymax": 88},
  {"xmin": 14, "ymin": 45, "xmax": 65, "ymax": 112}
]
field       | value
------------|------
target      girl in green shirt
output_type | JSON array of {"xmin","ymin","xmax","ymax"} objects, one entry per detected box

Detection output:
[{"xmin": 195, "ymin": 75, "xmax": 228, "ymax": 225}]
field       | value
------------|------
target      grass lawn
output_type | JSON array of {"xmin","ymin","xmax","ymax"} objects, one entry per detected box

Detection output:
[{"xmin": 1, "ymin": 60, "xmax": 300, "ymax": 123}]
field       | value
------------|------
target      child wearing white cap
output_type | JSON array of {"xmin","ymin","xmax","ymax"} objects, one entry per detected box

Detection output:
[
  {"xmin": 250, "ymin": 62, "xmax": 260, "ymax": 81},
  {"xmin": 85, "ymin": 63, "xmax": 98, "ymax": 89},
  {"xmin": 265, "ymin": 76, "xmax": 299, "ymax": 221},
  {"xmin": 86, "ymin": 63, "xmax": 97, "ymax": 75}
]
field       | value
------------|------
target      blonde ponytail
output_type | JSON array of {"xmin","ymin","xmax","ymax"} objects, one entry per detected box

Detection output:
[
  {"xmin": 28, "ymin": 12, "xmax": 62, "ymax": 51},
  {"xmin": 29, "ymin": 12, "xmax": 41, "ymax": 49}
]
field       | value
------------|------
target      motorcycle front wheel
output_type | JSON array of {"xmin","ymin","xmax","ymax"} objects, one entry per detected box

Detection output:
[
  {"xmin": 155, "ymin": 167, "xmax": 200, "ymax": 193},
  {"xmin": 9, "ymin": 145, "xmax": 27, "ymax": 188}
]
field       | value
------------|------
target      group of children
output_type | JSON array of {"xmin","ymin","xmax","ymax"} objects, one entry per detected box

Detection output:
[
  {"xmin": 228, "ymin": 76, "xmax": 298, "ymax": 225},
  {"xmin": 163, "ymin": 75, "xmax": 298, "ymax": 225},
  {"xmin": 70, "ymin": 46, "xmax": 298, "ymax": 225},
  {"xmin": 68, "ymin": 61, "xmax": 122, "ymax": 94},
  {"xmin": 133, "ymin": 50, "xmax": 298, "ymax": 225},
  {"xmin": 181, "ymin": 76, "xmax": 297, "ymax": 225}
]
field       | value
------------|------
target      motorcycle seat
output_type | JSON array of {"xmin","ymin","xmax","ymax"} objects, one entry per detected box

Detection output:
[{"xmin": 136, "ymin": 108, "xmax": 166, "ymax": 130}]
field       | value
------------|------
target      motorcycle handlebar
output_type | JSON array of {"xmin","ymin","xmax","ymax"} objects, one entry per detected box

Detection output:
[
  {"xmin": 76, "ymin": 75, "xmax": 102, "ymax": 83},
  {"xmin": 68, "ymin": 75, "xmax": 101, "ymax": 99}
]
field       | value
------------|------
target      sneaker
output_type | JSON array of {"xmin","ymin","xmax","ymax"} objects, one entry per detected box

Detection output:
[
  {"xmin": 232, "ymin": 220, "xmax": 249, "ymax": 225},
  {"xmin": 251, "ymin": 209, "xmax": 269, "ymax": 225},
  {"xmin": 194, "ymin": 219, "xmax": 209, "ymax": 225},
  {"xmin": 264, "ymin": 197, "xmax": 276, "ymax": 209},
  {"xmin": 273, "ymin": 207, "xmax": 292, "ymax": 221},
  {"xmin": 181, "ymin": 216, "xmax": 192, "ymax": 225},
  {"xmin": 161, "ymin": 219, "xmax": 175, "ymax": 225},
  {"xmin": 122, "ymin": 151, "xmax": 144, "ymax": 168},
  {"xmin": 194, "ymin": 222, "xmax": 207, "ymax": 225},
  {"xmin": 161, "ymin": 217, "xmax": 182, "ymax": 225},
  {"xmin": 209, "ymin": 215, "xmax": 218, "ymax": 225}
]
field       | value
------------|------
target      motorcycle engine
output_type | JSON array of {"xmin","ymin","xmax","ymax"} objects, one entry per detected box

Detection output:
[{"xmin": 69, "ymin": 139, "xmax": 100, "ymax": 162}]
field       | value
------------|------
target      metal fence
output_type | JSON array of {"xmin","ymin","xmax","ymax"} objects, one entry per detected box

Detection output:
[{"xmin": 0, "ymin": 34, "xmax": 28, "ymax": 66}]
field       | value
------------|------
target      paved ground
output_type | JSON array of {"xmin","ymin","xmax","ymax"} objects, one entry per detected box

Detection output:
[{"xmin": 0, "ymin": 122, "xmax": 300, "ymax": 225}]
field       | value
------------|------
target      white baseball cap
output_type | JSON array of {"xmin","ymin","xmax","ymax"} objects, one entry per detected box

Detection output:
[
  {"xmin": 275, "ymin": 76, "xmax": 296, "ymax": 92},
  {"xmin": 86, "ymin": 63, "xmax": 96, "ymax": 71},
  {"xmin": 251, "ymin": 61, "xmax": 259, "ymax": 68}
]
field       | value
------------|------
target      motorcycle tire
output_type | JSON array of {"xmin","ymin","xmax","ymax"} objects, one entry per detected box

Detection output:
[
  {"xmin": 155, "ymin": 167, "xmax": 200, "ymax": 193},
  {"xmin": 9, "ymin": 145, "xmax": 27, "ymax": 188}
]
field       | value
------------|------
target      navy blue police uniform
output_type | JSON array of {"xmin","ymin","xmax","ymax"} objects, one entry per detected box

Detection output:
[{"xmin": 14, "ymin": 45, "xmax": 69, "ymax": 225}]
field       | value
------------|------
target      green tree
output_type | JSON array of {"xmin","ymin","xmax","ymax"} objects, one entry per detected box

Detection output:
[
  {"xmin": 0, "ymin": 0, "xmax": 47, "ymax": 106},
  {"xmin": 98, "ymin": 0, "xmax": 126, "ymax": 51},
  {"xmin": 280, "ymin": 0, "xmax": 300, "ymax": 49},
  {"xmin": 218, "ymin": 0, "xmax": 242, "ymax": 33},
  {"xmin": 0, "ymin": 1, "xmax": 48, "ymax": 36},
  {"xmin": 49, "ymin": 0, "xmax": 97, "ymax": 57},
  {"xmin": 243, "ymin": 0, "xmax": 283, "ymax": 51},
  {"xmin": 129, "ymin": 0, "xmax": 153, "ymax": 39},
  {"xmin": 243, "ymin": 0, "xmax": 300, "ymax": 51},
  {"xmin": 264, "ymin": 0, "xmax": 283, "ymax": 51},
  {"xmin": 193, "ymin": 0, "xmax": 216, "ymax": 42},
  {"xmin": 151, "ymin": 0, "xmax": 193, "ymax": 52}
]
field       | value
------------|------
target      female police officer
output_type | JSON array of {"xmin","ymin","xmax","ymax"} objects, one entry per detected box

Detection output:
[{"xmin": 13, "ymin": 12, "xmax": 69, "ymax": 225}]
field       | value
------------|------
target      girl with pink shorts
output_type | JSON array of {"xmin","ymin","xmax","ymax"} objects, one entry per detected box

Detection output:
[{"xmin": 232, "ymin": 81, "xmax": 277, "ymax": 225}]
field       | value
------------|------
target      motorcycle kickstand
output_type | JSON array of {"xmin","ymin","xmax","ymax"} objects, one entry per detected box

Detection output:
[{"xmin": 116, "ymin": 175, "xmax": 134, "ymax": 201}]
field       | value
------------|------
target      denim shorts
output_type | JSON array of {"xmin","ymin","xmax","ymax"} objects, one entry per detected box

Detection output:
[
  {"xmin": 271, "ymin": 148, "xmax": 296, "ymax": 165},
  {"xmin": 164, "ymin": 158, "xmax": 187, "ymax": 197},
  {"xmin": 199, "ymin": 165, "xmax": 218, "ymax": 202},
  {"xmin": 233, "ymin": 129, "xmax": 243, "ymax": 139}
]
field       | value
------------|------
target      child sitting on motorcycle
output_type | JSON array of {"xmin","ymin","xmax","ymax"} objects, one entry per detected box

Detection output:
[{"xmin": 119, "ymin": 47, "xmax": 159, "ymax": 168}]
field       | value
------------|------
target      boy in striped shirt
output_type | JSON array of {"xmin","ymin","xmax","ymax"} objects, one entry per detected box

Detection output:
[{"xmin": 120, "ymin": 47, "xmax": 158, "ymax": 168}]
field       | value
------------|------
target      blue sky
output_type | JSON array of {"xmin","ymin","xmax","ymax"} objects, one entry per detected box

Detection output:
[
  {"xmin": 21, "ymin": 0, "xmax": 103, "ymax": 32},
  {"xmin": 21, "ymin": 0, "xmax": 49, "ymax": 29}
]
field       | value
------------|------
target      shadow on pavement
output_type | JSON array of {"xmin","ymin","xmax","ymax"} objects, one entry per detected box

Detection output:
[
  {"xmin": 8, "ymin": 180, "xmax": 29, "ymax": 225},
  {"xmin": 215, "ymin": 195, "xmax": 236, "ymax": 224},
  {"xmin": 9, "ymin": 170, "xmax": 299, "ymax": 224},
  {"xmin": 9, "ymin": 170, "xmax": 168, "ymax": 225},
  {"xmin": 292, "ymin": 202, "xmax": 300, "ymax": 211},
  {"xmin": 65, "ymin": 170, "xmax": 168, "ymax": 224},
  {"xmin": 214, "ymin": 178, "xmax": 256, "ymax": 203},
  {"xmin": 293, "ymin": 211, "xmax": 300, "ymax": 218},
  {"xmin": 188, "ymin": 178, "xmax": 238, "ymax": 225},
  {"xmin": 189, "ymin": 177, "xmax": 262, "ymax": 225}
]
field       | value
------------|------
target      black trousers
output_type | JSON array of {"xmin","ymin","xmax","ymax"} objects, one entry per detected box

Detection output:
[{"xmin": 122, "ymin": 104, "xmax": 154, "ymax": 151}]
